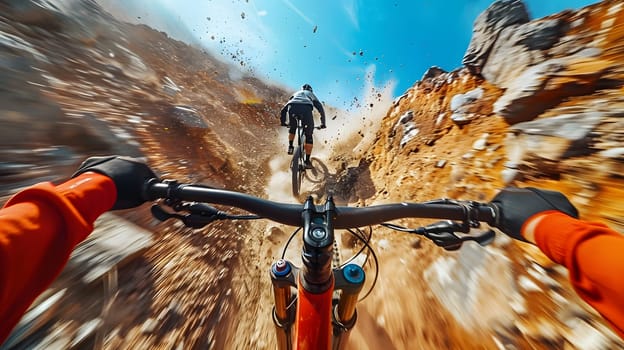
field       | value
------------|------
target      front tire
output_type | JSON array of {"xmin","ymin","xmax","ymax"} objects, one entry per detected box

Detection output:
[{"xmin": 291, "ymin": 147, "xmax": 303, "ymax": 197}]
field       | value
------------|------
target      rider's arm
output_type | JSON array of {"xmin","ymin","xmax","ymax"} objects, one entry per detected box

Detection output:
[
  {"xmin": 525, "ymin": 212, "xmax": 624, "ymax": 338},
  {"xmin": 310, "ymin": 93, "xmax": 326, "ymax": 125},
  {"xmin": 280, "ymin": 103, "xmax": 288, "ymax": 125},
  {"xmin": 0, "ymin": 172, "xmax": 115, "ymax": 342}
]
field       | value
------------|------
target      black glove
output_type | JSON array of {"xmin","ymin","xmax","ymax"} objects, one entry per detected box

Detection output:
[
  {"xmin": 281, "ymin": 122, "xmax": 289, "ymax": 127},
  {"xmin": 72, "ymin": 155, "xmax": 158, "ymax": 210},
  {"xmin": 489, "ymin": 187, "xmax": 579, "ymax": 241},
  {"xmin": 319, "ymin": 124, "xmax": 326, "ymax": 129}
]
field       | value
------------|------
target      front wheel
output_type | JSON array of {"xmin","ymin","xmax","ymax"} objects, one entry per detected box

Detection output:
[{"xmin": 291, "ymin": 147, "xmax": 304, "ymax": 197}]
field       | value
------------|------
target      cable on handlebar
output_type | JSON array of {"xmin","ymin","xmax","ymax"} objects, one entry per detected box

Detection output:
[
  {"xmin": 151, "ymin": 196, "xmax": 262, "ymax": 229},
  {"xmin": 339, "ymin": 227, "xmax": 372, "ymax": 267},
  {"xmin": 280, "ymin": 227, "xmax": 303, "ymax": 260}
]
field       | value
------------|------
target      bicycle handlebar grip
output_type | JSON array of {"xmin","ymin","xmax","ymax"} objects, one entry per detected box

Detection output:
[{"xmin": 143, "ymin": 178, "xmax": 166, "ymax": 200}]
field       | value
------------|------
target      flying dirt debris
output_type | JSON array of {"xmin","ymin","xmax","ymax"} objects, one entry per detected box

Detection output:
[{"xmin": 1, "ymin": 0, "xmax": 624, "ymax": 349}]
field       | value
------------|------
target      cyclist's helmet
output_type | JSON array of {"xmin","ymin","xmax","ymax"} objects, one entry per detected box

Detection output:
[{"xmin": 302, "ymin": 84, "xmax": 313, "ymax": 92}]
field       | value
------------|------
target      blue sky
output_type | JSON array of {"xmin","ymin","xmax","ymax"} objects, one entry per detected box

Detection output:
[{"xmin": 153, "ymin": 0, "xmax": 598, "ymax": 108}]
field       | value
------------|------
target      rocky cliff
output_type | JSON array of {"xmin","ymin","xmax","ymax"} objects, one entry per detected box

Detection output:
[{"xmin": 351, "ymin": 0, "xmax": 624, "ymax": 348}]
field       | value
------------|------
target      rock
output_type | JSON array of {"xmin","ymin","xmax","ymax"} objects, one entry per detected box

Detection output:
[
  {"xmin": 377, "ymin": 239, "xmax": 390, "ymax": 250},
  {"xmin": 421, "ymin": 66, "xmax": 447, "ymax": 81},
  {"xmin": 515, "ymin": 317, "xmax": 561, "ymax": 343},
  {"xmin": 141, "ymin": 318, "xmax": 158, "ymax": 333},
  {"xmin": 463, "ymin": 0, "xmax": 530, "ymax": 75},
  {"xmin": 510, "ymin": 112, "xmax": 603, "ymax": 162},
  {"xmin": 493, "ymin": 56, "xmax": 610, "ymax": 123},
  {"xmin": 517, "ymin": 275, "xmax": 541, "ymax": 292},
  {"xmin": 61, "ymin": 213, "xmax": 154, "ymax": 285},
  {"xmin": 518, "ymin": 19, "xmax": 566, "ymax": 51},
  {"xmin": 462, "ymin": 151, "xmax": 475, "ymax": 160},
  {"xmin": 435, "ymin": 159, "xmax": 447, "ymax": 168},
  {"xmin": 501, "ymin": 167, "xmax": 519, "ymax": 185},
  {"xmin": 449, "ymin": 164, "xmax": 465, "ymax": 183},
  {"xmin": 528, "ymin": 263, "xmax": 562, "ymax": 289},
  {"xmin": 265, "ymin": 226, "xmax": 286, "ymax": 245},
  {"xmin": 451, "ymin": 112, "xmax": 478, "ymax": 124},
  {"xmin": 492, "ymin": 59, "xmax": 566, "ymax": 123},
  {"xmin": 411, "ymin": 237, "xmax": 423, "ymax": 249},
  {"xmin": 163, "ymin": 77, "xmax": 182, "ymax": 96},
  {"xmin": 482, "ymin": 19, "xmax": 568, "ymax": 87},
  {"xmin": 449, "ymin": 88, "xmax": 484, "ymax": 125},
  {"xmin": 549, "ymin": 290, "xmax": 568, "ymax": 306},
  {"xmin": 1, "ymin": 289, "xmax": 67, "ymax": 348},
  {"xmin": 563, "ymin": 318, "xmax": 610, "ymax": 350},
  {"xmin": 398, "ymin": 110, "xmax": 414, "ymax": 124},
  {"xmin": 400, "ymin": 126, "xmax": 419, "ymax": 148},
  {"xmin": 170, "ymin": 105, "xmax": 209, "ymax": 129},
  {"xmin": 473, "ymin": 133, "xmax": 490, "ymax": 151},
  {"xmin": 508, "ymin": 293, "xmax": 527, "ymax": 315},
  {"xmin": 435, "ymin": 112, "xmax": 446, "ymax": 126},
  {"xmin": 450, "ymin": 88, "xmax": 484, "ymax": 111},
  {"xmin": 0, "ymin": 0, "xmax": 65, "ymax": 30},
  {"xmin": 424, "ymin": 243, "xmax": 516, "ymax": 329},
  {"xmin": 70, "ymin": 318, "xmax": 102, "ymax": 348},
  {"xmin": 599, "ymin": 147, "xmax": 624, "ymax": 159}
]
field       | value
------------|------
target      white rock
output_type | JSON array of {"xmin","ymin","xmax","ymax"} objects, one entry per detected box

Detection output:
[
  {"xmin": 473, "ymin": 133, "xmax": 490, "ymax": 150},
  {"xmin": 528, "ymin": 263, "xmax": 561, "ymax": 288},
  {"xmin": 599, "ymin": 147, "xmax": 624, "ymax": 158},
  {"xmin": 563, "ymin": 318, "xmax": 610, "ymax": 350},
  {"xmin": 450, "ymin": 88, "xmax": 484, "ymax": 111},
  {"xmin": 509, "ymin": 293, "xmax": 527, "ymax": 315},
  {"xmin": 501, "ymin": 168, "xmax": 518, "ymax": 185},
  {"xmin": 518, "ymin": 275, "xmax": 541, "ymax": 292}
]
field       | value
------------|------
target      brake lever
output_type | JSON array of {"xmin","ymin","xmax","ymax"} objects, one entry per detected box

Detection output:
[
  {"xmin": 398, "ymin": 220, "xmax": 495, "ymax": 251},
  {"xmin": 150, "ymin": 203, "xmax": 226, "ymax": 229}
]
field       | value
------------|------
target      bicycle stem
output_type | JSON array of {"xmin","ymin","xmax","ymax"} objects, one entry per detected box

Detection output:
[{"xmin": 301, "ymin": 196, "xmax": 335, "ymax": 293}]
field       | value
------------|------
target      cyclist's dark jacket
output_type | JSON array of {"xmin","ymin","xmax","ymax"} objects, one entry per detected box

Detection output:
[
  {"xmin": 279, "ymin": 89, "xmax": 326, "ymax": 126},
  {"xmin": 1, "ymin": 177, "xmax": 624, "ymax": 341}
]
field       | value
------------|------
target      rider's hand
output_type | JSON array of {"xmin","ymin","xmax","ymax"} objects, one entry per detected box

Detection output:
[
  {"xmin": 72, "ymin": 155, "xmax": 159, "ymax": 210},
  {"xmin": 319, "ymin": 124, "xmax": 326, "ymax": 129},
  {"xmin": 489, "ymin": 187, "xmax": 578, "ymax": 241},
  {"xmin": 281, "ymin": 122, "xmax": 288, "ymax": 127}
]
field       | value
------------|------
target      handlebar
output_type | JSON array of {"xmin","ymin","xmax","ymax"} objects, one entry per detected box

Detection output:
[
  {"xmin": 282, "ymin": 124, "xmax": 324, "ymax": 130},
  {"xmin": 144, "ymin": 179, "xmax": 498, "ymax": 229}
]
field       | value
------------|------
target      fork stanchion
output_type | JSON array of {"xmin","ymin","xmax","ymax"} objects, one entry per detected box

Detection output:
[
  {"xmin": 271, "ymin": 260, "xmax": 296, "ymax": 350},
  {"xmin": 332, "ymin": 264, "xmax": 365, "ymax": 350}
]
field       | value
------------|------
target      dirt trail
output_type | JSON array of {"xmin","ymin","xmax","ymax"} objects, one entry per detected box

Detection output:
[{"xmin": 220, "ymin": 118, "xmax": 498, "ymax": 350}]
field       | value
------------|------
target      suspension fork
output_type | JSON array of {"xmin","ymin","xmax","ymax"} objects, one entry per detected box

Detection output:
[
  {"xmin": 332, "ymin": 264, "xmax": 365, "ymax": 350},
  {"xmin": 271, "ymin": 260, "xmax": 295, "ymax": 350}
]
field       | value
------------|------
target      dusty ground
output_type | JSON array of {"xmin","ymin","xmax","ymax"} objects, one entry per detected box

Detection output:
[{"xmin": 3, "ymin": 1, "xmax": 624, "ymax": 349}]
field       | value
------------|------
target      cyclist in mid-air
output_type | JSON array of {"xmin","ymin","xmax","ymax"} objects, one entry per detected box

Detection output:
[
  {"xmin": 1, "ymin": 155, "xmax": 623, "ymax": 342},
  {"xmin": 279, "ymin": 83, "xmax": 326, "ymax": 169}
]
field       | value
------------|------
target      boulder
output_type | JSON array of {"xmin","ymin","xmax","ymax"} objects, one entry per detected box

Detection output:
[{"xmin": 463, "ymin": 0, "xmax": 530, "ymax": 75}]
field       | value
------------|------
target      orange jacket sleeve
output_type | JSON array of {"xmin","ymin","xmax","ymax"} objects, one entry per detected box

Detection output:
[
  {"xmin": 533, "ymin": 212, "xmax": 624, "ymax": 338},
  {"xmin": 0, "ymin": 173, "xmax": 115, "ymax": 343}
]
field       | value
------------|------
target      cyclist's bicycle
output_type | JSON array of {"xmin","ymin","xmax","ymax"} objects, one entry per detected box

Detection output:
[
  {"xmin": 146, "ymin": 179, "xmax": 498, "ymax": 350},
  {"xmin": 288, "ymin": 114, "xmax": 322, "ymax": 197}
]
